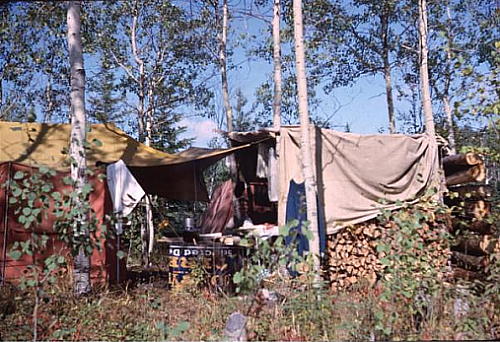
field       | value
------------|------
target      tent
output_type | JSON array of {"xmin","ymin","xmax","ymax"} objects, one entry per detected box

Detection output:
[
  {"xmin": 0, "ymin": 121, "xmax": 243, "ymax": 284},
  {"xmin": 0, "ymin": 121, "xmax": 246, "ymax": 201},
  {"xmin": 229, "ymin": 125, "xmax": 441, "ymax": 234}
]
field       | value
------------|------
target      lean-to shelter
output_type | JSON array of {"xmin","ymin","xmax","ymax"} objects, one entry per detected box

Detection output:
[
  {"xmin": 229, "ymin": 125, "xmax": 441, "ymax": 235},
  {"xmin": 0, "ymin": 121, "xmax": 243, "ymax": 284},
  {"xmin": 0, "ymin": 121, "xmax": 246, "ymax": 201}
]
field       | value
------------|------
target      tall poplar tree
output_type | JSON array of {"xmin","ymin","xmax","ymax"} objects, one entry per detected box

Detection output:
[
  {"xmin": 219, "ymin": 0, "xmax": 233, "ymax": 132},
  {"xmin": 418, "ymin": 0, "xmax": 436, "ymax": 136},
  {"xmin": 292, "ymin": 0, "xmax": 320, "ymax": 273},
  {"xmin": 92, "ymin": 0, "xmax": 214, "ymax": 264},
  {"xmin": 272, "ymin": 0, "xmax": 282, "ymax": 129},
  {"xmin": 67, "ymin": 0, "xmax": 90, "ymax": 296}
]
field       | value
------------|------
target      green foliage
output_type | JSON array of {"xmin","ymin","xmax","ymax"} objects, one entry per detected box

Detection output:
[
  {"xmin": 232, "ymin": 220, "xmax": 312, "ymax": 293},
  {"xmin": 156, "ymin": 320, "xmax": 190, "ymax": 340},
  {"xmin": 373, "ymin": 199, "xmax": 452, "ymax": 338},
  {"xmin": 6, "ymin": 166, "xmax": 104, "ymax": 282},
  {"xmin": 3, "ymin": 165, "xmax": 108, "ymax": 339},
  {"xmin": 0, "ymin": 1, "xmax": 77, "ymax": 122},
  {"xmin": 87, "ymin": 59, "xmax": 125, "ymax": 125}
]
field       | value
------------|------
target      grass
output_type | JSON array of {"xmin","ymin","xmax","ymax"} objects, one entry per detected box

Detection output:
[{"xmin": 1, "ymin": 268, "xmax": 498, "ymax": 341}]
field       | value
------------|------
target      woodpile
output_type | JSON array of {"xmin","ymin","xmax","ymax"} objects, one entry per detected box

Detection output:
[
  {"xmin": 325, "ymin": 152, "xmax": 497, "ymax": 290},
  {"xmin": 444, "ymin": 152, "xmax": 486, "ymax": 186},
  {"xmin": 326, "ymin": 217, "xmax": 451, "ymax": 292},
  {"xmin": 453, "ymin": 235, "xmax": 499, "ymax": 256},
  {"xmin": 326, "ymin": 223, "xmax": 383, "ymax": 291},
  {"xmin": 444, "ymin": 153, "xmax": 498, "ymax": 282}
]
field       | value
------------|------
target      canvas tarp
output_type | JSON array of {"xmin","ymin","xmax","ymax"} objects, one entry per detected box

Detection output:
[
  {"xmin": 0, "ymin": 122, "xmax": 247, "ymax": 201},
  {"xmin": 277, "ymin": 126, "xmax": 440, "ymax": 233}
]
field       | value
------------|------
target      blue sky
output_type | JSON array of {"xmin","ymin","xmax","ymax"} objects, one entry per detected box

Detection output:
[
  {"xmin": 1, "ymin": 1, "xmax": 429, "ymax": 148},
  {"xmin": 181, "ymin": 13, "xmax": 393, "ymax": 147}
]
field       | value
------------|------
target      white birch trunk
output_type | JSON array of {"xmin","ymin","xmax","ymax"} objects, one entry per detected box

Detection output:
[
  {"xmin": 220, "ymin": 0, "xmax": 233, "ymax": 132},
  {"xmin": 130, "ymin": 6, "xmax": 154, "ymax": 266},
  {"xmin": 418, "ymin": 0, "xmax": 436, "ymax": 137},
  {"xmin": 272, "ymin": 0, "xmax": 282, "ymax": 129},
  {"xmin": 144, "ymin": 126, "xmax": 154, "ymax": 265},
  {"xmin": 381, "ymin": 13, "xmax": 395, "ymax": 133},
  {"xmin": 443, "ymin": 5, "xmax": 456, "ymax": 154},
  {"xmin": 217, "ymin": 0, "xmax": 237, "ymax": 197},
  {"xmin": 292, "ymin": 0, "xmax": 320, "ymax": 273},
  {"xmin": 67, "ymin": 0, "xmax": 90, "ymax": 296},
  {"xmin": 270, "ymin": 0, "xmax": 282, "ymax": 204}
]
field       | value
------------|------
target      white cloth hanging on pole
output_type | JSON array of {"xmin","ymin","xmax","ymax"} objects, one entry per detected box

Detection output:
[
  {"xmin": 256, "ymin": 142, "xmax": 279, "ymax": 202},
  {"xmin": 106, "ymin": 159, "xmax": 146, "ymax": 233}
]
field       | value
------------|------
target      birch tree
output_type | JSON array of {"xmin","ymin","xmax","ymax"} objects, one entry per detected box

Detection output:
[
  {"xmin": 272, "ymin": 0, "xmax": 282, "ymax": 129},
  {"xmin": 67, "ymin": 0, "xmax": 90, "ymax": 295},
  {"xmin": 219, "ymin": 0, "xmax": 233, "ymax": 133},
  {"xmin": 292, "ymin": 0, "xmax": 320, "ymax": 272},
  {"xmin": 292, "ymin": 0, "xmax": 400, "ymax": 132},
  {"xmin": 0, "ymin": 2, "xmax": 69, "ymax": 122},
  {"xmin": 380, "ymin": 2, "xmax": 396, "ymax": 133},
  {"xmin": 429, "ymin": 0, "xmax": 486, "ymax": 153},
  {"xmin": 418, "ymin": 0, "xmax": 436, "ymax": 136},
  {"xmin": 440, "ymin": 5, "xmax": 457, "ymax": 153},
  {"xmin": 93, "ymin": 0, "xmax": 213, "ymax": 265}
]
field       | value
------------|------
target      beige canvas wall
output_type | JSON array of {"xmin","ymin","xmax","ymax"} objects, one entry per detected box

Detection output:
[{"xmin": 277, "ymin": 126, "xmax": 440, "ymax": 233}]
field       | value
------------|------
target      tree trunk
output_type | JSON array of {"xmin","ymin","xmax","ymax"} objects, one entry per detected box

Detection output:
[
  {"xmin": 67, "ymin": 0, "xmax": 90, "ymax": 296},
  {"xmin": 219, "ymin": 0, "xmax": 233, "ymax": 132},
  {"xmin": 43, "ymin": 77, "xmax": 54, "ymax": 123},
  {"xmin": 272, "ymin": 0, "xmax": 282, "ymax": 129},
  {"xmin": 144, "ymin": 121, "xmax": 154, "ymax": 266},
  {"xmin": 445, "ymin": 164, "xmax": 486, "ymax": 186},
  {"xmin": 381, "ymin": 12, "xmax": 395, "ymax": 133},
  {"xmin": 443, "ymin": 152, "xmax": 483, "ymax": 167},
  {"xmin": 129, "ymin": 4, "xmax": 154, "ymax": 266},
  {"xmin": 443, "ymin": 4, "xmax": 457, "ymax": 154},
  {"xmin": 418, "ymin": 0, "xmax": 436, "ymax": 137},
  {"xmin": 217, "ymin": 0, "xmax": 238, "ymax": 199},
  {"xmin": 292, "ymin": 0, "xmax": 320, "ymax": 273},
  {"xmin": 443, "ymin": 95, "xmax": 456, "ymax": 153}
]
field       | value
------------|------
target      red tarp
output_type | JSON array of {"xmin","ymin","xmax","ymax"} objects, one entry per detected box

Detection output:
[
  {"xmin": 199, "ymin": 180, "xmax": 234, "ymax": 234},
  {"xmin": 0, "ymin": 162, "xmax": 125, "ymax": 285}
]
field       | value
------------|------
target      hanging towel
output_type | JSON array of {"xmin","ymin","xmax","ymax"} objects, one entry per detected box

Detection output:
[
  {"xmin": 107, "ymin": 159, "xmax": 146, "ymax": 233},
  {"xmin": 267, "ymin": 145, "xmax": 279, "ymax": 202},
  {"xmin": 256, "ymin": 143, "xmax": 269, "ymax": 178}
]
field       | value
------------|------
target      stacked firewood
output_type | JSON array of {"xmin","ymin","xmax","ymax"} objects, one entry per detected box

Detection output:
[
  {"xmin": 444, "ymin": 153, "xmax": 498, "ymax": 281},
  {"xmin": 326, "ymin": 217, "xmax": 450, "ymax": 292},
  {"xmin": 326, "ymin": 152, "xmax": 496, "ymax": 291},
  {"xmin": 326, "ymin": 223, "xmax": 383, "ymax": 290},
  {"xmin": 444, "ymin": 152, "xmax": 486, "ymax": 186}
]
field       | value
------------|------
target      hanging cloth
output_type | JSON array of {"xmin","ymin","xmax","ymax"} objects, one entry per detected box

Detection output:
[
  {"xmin": 284, "ymin": 180, "xmax": 326, "ymax": 256},
  {"xmin": 106, "ymin": 159, "xmax": 146, "ymax": 233}
]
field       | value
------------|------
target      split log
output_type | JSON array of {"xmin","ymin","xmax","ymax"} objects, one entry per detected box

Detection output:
[
  {"xmin": 443, "ymin": 153, "xmax": 483, "ymax": 167},
  {"xmin": 446, "ymin": 164, "xmax": 486, "ymax": 186},
  {"xmin": 463, "ymin": 200, "xmax": 491, "ymax": 220},
  {"xmin": 452, "ymin": 235, "xmax": 499, "ymax": 256},
  {"xmin": 447, "ymin": 198, "xmax": 492, "ymax": 220}
]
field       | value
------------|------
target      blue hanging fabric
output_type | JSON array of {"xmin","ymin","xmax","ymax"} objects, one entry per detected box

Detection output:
[{"xmin": 284, "ymin": 180, "xmax": 326, "ymax": 256}]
